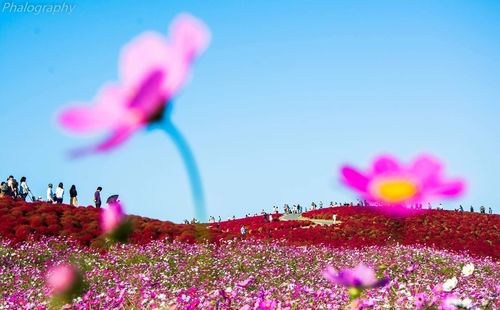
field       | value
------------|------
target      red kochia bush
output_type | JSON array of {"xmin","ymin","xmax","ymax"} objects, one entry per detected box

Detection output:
[{"xmin": 0, "ymin": 198, "xmax": 498, "ymax": 259}]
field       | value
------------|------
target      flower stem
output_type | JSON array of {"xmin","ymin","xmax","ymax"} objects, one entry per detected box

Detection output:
[{"xmin": 163, "ymin": 121, "xmax": 207, "ymax": 222}]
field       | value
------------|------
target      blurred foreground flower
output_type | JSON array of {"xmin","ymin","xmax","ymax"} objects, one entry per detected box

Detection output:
[
  {"xmin": 46, "ymin": 263, "xmax": 85, "ymax": 307},
  {"xmin": 57, "ymin": 13, "xmax": 210, "ymax": 221},
  {"xmin": 323, "ymin": 263, "xmax": 388, "ymax": 299},
  {"xmin": 101, "ymin": 202, "xmax": 133, "ymax": 243},
  {"xmin": 340, "ymin": 154, "xmax": 465, "ymax": 215},
  {"xmin": 442, "ymin": 276, "xmax": 458, "ymax": 292}
]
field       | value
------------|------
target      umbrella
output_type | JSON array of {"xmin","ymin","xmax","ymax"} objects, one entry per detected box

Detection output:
[{"xmin": 106, "ymin": 194, "xmax": 119, "ymax": 204}]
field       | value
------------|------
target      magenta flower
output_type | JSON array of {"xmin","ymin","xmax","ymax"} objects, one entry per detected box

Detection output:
[
  {"xmin": 340, "ymin": 154, "xmax": 465, "ymax": 214},
  {"xmin": 414, "ymin": 292, "xmax": 427, "ymax": 309},
  {"xmin": 101, "ymin": 202, "xmax": 125, "ymax": 233},
  {"xmin": 322, "ymin": 263, "xmax": 389, "ymax": 289},
  {"xmin": 258, "ymin": 299, "xmax": 276, "ymax": 310},
  {"xmin": 46, "ymin": 264, "xmax": 78, "ymax": 295},
  {"xmin": 58, "ymin": 13, "xmax": 210, "ymax": 155}
]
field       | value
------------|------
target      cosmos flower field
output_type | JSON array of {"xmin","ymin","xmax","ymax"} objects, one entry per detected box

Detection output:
[{"xmin": 1, "ymin": 237, "xmax": 498, "ymax": 309}]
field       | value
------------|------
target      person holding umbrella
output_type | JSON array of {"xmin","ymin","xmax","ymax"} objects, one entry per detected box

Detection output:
[{"xmin": 94, "ymin": 187, "xmax": 102, "ymax": 208}]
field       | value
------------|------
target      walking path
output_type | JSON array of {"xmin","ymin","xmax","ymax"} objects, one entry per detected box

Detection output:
[{"xmin": 279, "ymin": 213, "xmax": 341, "ymax": 226}]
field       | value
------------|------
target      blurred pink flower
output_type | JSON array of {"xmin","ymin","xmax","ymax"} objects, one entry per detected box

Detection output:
[
  {"xmin": 46, "ymin": 263, "xmax": 77, "ymax": 295},
  {"xmin": 340, "ymin": 154, "xmax": 465, "ymax": 215},
  {"xmin": 440, "ymin": 294, "xmax": 459, "ymax": 310},
  {"xmin": 258, "ymin": 299, "xmax": 276, "ymax": 310},
  {"xmin": 58, "ymin": 13, "xmax": 210, "ymax": 156},
  {"xmin": 322, "ymin": 263, "xmax": 388, "ymax": 289},
  {"xmin": 101, "ymin": 202, "xmax": 125, "ymax": 233},
  {"xmin": 414, "ymin": 292, "xmax": 427, "ymax": 309}
]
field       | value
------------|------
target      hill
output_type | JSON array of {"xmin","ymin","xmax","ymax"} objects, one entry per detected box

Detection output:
[{"xmin": 0, "ymin": 198, "xmax": 498, "ymax": 259}]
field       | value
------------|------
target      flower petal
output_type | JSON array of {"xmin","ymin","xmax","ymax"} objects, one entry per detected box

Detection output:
[
  {"xmin": 372, "ymin": 155, "xmax": 401, "ymax": 175},
  {"xmin": 58, "ymin": 84, "xmax": 128, "ymax": 133},
  {"xmin": 341, "ymin": 166, "xmax": 370, "ymax": 193},
  {"xmin": 70, "ymin": 124, "xmax": 140, "ymax": 157},
  {"xmin": 427, "ymin": 180, "xmax": 465, "ymax": 198},
  {"xmin": 171, "ymin": 13, "xmax": 211, "ymax": 61}
]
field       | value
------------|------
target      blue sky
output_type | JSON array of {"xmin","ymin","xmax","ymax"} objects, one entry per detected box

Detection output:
[{"xmin": 1, "ymin": 0, "xmax": 499, "ymax": 222}]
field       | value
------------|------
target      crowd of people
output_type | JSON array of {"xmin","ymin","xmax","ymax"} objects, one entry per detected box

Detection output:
[{"xmin": 1, "ymin": 175, "xmax": 104, "ymax": 208}]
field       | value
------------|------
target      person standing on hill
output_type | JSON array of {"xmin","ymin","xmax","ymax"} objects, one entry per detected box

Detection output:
[
  {"xmin": 55, "ymin": 183, "xmax": 64, "ymax": 204},
  {"xmin": 19, "ymin": 177, "xmax": 29, "ymax": 201},
  {"xmin": 489, "ymin": 207, "xmax": 492, "ymax": 214},
  {"xmin": 6, "ymin": 176, "xmax": 14, "ymax": 197},
  {"xmin": 47, "ymin": 183, "xmax": 54, "ymax": 203},
  {"xmin": 470, "ymin": 206, "xmax": 474, "ymax": 212},
  {"xmin": 94, "ymin": 187, "xmax": 102, "ymax": 208},
  {"xmin": 69, "ymin": 185, "xmax": 78, "ymax": 206}
]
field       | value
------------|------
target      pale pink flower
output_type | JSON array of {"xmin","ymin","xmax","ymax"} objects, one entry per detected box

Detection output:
[
  {"xmin": 46, "ymin": 263, "xmax": 77, "ymax": 295},
  {"xmin": 340, "ymin": 154, "xmax": 465, "ymax": 215},
  {"xmin": 58, "ymin": 13, "xmax": 210, "ymax": 156},
  {"xmin": 101, "ymin": 202, "xmax": 125, "ymax": 233},
  {"xmin": 322, "ymin": 263, "xmax": 388, "ymax": 289}
]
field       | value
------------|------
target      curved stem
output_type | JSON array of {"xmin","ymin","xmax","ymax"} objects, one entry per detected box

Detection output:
[{"xmin": 162, "ymin": 121, "xmax": 206, "ymax": 222}]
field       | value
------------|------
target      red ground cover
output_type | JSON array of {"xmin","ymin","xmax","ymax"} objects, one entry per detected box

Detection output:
[{"xmin": 1, "ymin": 198, "xmax": 498, "ymax": 259}]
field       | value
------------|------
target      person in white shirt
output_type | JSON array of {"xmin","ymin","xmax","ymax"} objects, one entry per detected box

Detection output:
[
  {"xmin": 55, "ymin": 182, "xmax": 64, "ymax": 204},
  {"xmin": 47, "ymin": 183, "xmax": 54, "ymax": 203},
  {"xmin": 19, "ymin": 177, "xmax": 29, "ymax": 201}
]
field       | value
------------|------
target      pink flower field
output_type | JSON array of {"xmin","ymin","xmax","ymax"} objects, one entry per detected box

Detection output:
[{"xmin": 0, "ymin": 237, "xmax": 498, "ymax": 309}]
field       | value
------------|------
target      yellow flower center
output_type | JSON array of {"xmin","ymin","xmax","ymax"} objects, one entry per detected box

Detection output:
[{"xmin": 372, "ymin": 179, "xmax": 418, "ymax": 203}]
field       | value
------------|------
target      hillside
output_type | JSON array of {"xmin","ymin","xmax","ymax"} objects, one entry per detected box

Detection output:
[{"xmin": 0, "ymin": 198, "xmax": 498, "ymax": 259}]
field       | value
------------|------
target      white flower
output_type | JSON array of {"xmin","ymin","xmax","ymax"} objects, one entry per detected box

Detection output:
[
  {"xmin": 459, "ymin": 298, "xmax": 473, "ymax": 309},
  {"xmin": 443, "ymin": 277, "xmax": 458, "ymax": 292},
  {"xmin": 462, "ymin": 263, "xmax": 474, "ymax": 277}
]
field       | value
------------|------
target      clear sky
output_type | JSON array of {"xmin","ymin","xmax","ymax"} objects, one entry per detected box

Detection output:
[{"xmin": 1, "ymin": 0, "xmax": 499, "ymax": 222}]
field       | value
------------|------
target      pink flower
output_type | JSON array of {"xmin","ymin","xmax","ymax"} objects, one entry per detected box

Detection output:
[
  {"xmin": 340, "ymin": 154, "xmax": 465, "ymax": 215},
  {"xmin": 440, "ymin": 294, "xmax": 459, "ymax": 310},
  {"xmin": 414, "ymin": 292, "xmax": 427, "ymax": 309},
  {"xmin": 322, "ymin": 263, "xmax": 389, "ymax": 289},
  {"xmin": 58, "ymin": 13, "xmax": 210, "ymax": 156},
  {"xmin": 46, "ymin": 264, "xmax": 77, "ymax": 295},
  {"xmin": 258, "ymin": 300, "xmax": 276, "ymax": 310},
  {"xmin": 101, "ymin": 202, "xmax": 125, "ymax": 233}
]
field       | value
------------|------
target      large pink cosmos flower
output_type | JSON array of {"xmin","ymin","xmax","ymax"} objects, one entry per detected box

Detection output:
[
  {"xmin": 46, "ymin": 263, "xmax": 78, "ymax": 295},
  {"xmin": 323, "ymin": 263, "xmax": 389, "ymax": 289},
  {"xmin": 58, "ymin": 13, "xmax": 210, "ymax": 156},
  {"xmin": 340, "ymin": 154, "xmax": 465, "ymax": 215}
]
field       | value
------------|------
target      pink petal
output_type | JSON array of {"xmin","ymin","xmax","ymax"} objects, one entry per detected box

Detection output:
[
  {"xmin": 372, "ymin": 155, "xmax": 402, "ymax": 175},
  {"xmin": 410, "ymin": 155, "xmax": 442, "ymax": 187},
  {"xmin": 353, "ymin": 263, "xmax": 377, "ymax": 287},
  {"xmin": 171, "ymin": 13, "xmax": 211, "ymax": 61},
  {"xmin": 58, "ymin": 84, "xmax": 128, "ymax": 133},
  {"xmin": 119, "ymin": 32, "xmax": 187, "ymax": 97},
  {"xmin": 70, "ymin": 124, "xmax": 140, "ymax": 157},
  {"xmin": 341, "ymin": 166, "xmax": 370, "ymax": 193},
  {"xmin": 428, "ymin": 180, "xmax": 466, "ymax": 198},
  {"xmin": 127, "ymin": 69, "xmax": 166, "ymax": 117}
]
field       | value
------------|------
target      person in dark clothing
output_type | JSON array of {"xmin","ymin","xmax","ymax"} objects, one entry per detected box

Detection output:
[
  {"xmin": 69, "ymin": 185, "xmax": 78, "ymax": 206},
  {"xmin": 480, "ymin": 206, "xmax": 485, "ymax": 214},
  {"xmin": 94, "ymin": 187, "xmax": 102, "ymax": 208},
  {"xmin": 470, "ymin": 206, "xmax": 474, "ymax": 212},
  {"xmin": 489, "ymin": 207, "xmax": 492, "ymax": 214}
]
